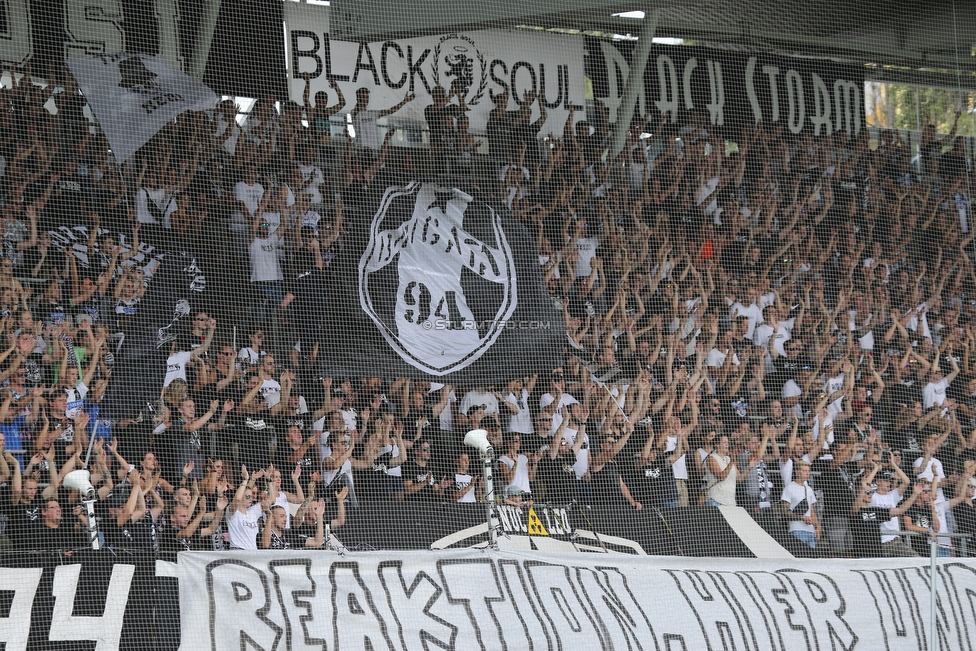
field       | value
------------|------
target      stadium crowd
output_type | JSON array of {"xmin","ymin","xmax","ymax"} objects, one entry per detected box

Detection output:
[{"xmin": 0, "ymin": 65, "xmax": 973, "ymax": 559}]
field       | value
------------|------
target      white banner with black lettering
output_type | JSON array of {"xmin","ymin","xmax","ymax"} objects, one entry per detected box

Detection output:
[
  {"xmin": 66, "ymin": 53, "xmax": 218, "ymax": 163},
  {"xmin": 283, "ymin": 2, "xmax": 585, "ymax": 135},
  {"xmin": 179, "ymin": 550, "xmax": 976, "ymax": 651}
]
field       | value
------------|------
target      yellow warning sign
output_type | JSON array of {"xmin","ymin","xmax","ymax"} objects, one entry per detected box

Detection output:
[{"xmin": 527, "ymin": 507, "xmax": 549, "ymax": 536}]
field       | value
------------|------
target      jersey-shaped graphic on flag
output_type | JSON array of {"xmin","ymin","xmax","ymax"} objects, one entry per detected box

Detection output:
[{"xmin": 359, "ymin": 182, "xmax": 517, "ymax": 375}]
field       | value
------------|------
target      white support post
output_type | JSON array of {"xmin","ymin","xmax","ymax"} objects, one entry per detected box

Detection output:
[{"xmin": 610, "ymin": 8, "xmax": 661, "ymax": 158}]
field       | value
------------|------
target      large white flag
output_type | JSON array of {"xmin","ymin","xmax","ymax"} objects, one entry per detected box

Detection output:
[{"xmin": 66, "ymin": 54, "xmax": 217, "ymax": 163}]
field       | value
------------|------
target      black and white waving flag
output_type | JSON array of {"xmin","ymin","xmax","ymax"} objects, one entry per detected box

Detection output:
[
  {"xmin": 66, "ymin": 54, "xmax": 217, "ymax": 163},
  {"xmin": 322, "ymin": 181, "xmax": 564, "ymax": 382}
]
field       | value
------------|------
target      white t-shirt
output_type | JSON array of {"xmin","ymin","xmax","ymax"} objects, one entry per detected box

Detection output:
[
  {"xmin": 923, "ymin": 378, "xmax": 949, "ymax": 410},
  {"xmin": 574, "ymin": 237, "xmax": 600, "ymax": 277},
  {"xmin": 297, "ymin": 163, "xmax": 325, "ymax": 204},
  {"xmin": 824, "ymin": 372, "xmax": 845, "ymax": 416},
  {"xmin": 505, "ymin": 389, "xmax": 533, "ymax": 434},
  {"xmin": 753, "ymin": 318, "xmax": 795, "ymax": 357},
  {"xmin": 706, "ymin": 348, "xmax": 739, "ymax": 368},
  {"xmin": 870, "ymin": 489, "xmax": 903, "ymax": 543},
  {"xmin": 539, "ymin": 392, "xmax": 578, "ymax": 435},
  {"xmin": 163, "ymin": 351, "xmax": 192, "ymax": 387},
  {"xmin": 781, "ymin": 481, "xmax": 817, "ymax": 534},
  {"xmin": 227, "ymin": 503, "xmax": 263, "ymax": 550},
  {"xmin": 249, "ymin": 234, "xmax": 283, "ymax": 282},
  {"xmin": 235, "ymin": 181, "xmax": 265, "ymax": 216},
  {"xmin": 455, "ymin": 473, "xmax": 476, "ymax": 503},
  {"xmin": 430, "ymin": 383, "xmax": 457, "ymax": 432},
  {"xmin": 913, "ymin": 456, "xmax": 947, "ymax": 502},
  {"xmin": 727, "ymin": 293, "xmax": 775, "ymax": 339},
  {"xmin": 352, "ymin": 109, "xmax": 383, "ymax": 150},
  {"xmin": 258, "ymin": 378, "xmax": 282, "ymax": 409},
  {"xmin": 498, "ymin": 453, "xmax": 531, "ymax": 493},
  {"xmin": 666, "ymin": 435, "xmax": 688, "ymax": 480},
  {"xmin": 562, "ymin": 427, "xmax": 589, "ymax": 479},
  {"xmin": 238, "ymin": 347, "xmax": 266, "ymax": 365},
  {"xmin": 322, "ymin": 457, "xmax": 353, "ymax": 489}
]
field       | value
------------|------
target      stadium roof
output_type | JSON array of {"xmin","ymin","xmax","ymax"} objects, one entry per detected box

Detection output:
[{"xmin": 328, "ymin": 0, "xmax": 976, "ymax": 91}]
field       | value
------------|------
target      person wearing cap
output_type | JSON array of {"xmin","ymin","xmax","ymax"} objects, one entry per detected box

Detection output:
[
  {"xmin": 851, "ymin": 462, "xmax": 923, "ymax": 557},
  {"xmin": 868, "ymin": 454, "xmax": 919, "ymax": 557}
]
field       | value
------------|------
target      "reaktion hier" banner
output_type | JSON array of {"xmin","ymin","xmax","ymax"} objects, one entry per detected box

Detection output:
[{"xmin": 178, "ymin": 550, "xmax": 976, "ymax": 651}]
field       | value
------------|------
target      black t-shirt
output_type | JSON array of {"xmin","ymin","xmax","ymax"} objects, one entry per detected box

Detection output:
[
  {"xmin": 21, "ymin": 246, "xmax": 67, "ymax": 282},
  {"xmin": 626, "ymin": 457, "xmax": 678, "ymax": 507},
  {"xmin": 953, "ymin": 502, "xmax": 976, "ymax": 556},
  {"xmin": 401, "ymin": 459, "xmax": 436, "ymax": 501},
  {"xmin": 267, "ymin": 527, "xmax": 316, "ymax": 550},
  {"xmin": 850, "ymin": 506, "xmax": 894, "ymax": 558},
  {"xmin": 20, "ymin": 350, "xmax": 48, "ymax": 387},
  {"xmin": 33, "ymin": 522, "xmax": 85, "ymax": 551},
  {"xmin": 6, "ymin": 494, "xmax": 42, "ymax": 548},
  {"xmin": 904, "ymin": 502, "xmax": 937, "ymax": 555},
  {"xmin": 887, "ymin": 426, "xmax": 924, "ymax": 466},
  {"xmin": 41, "ymin": 174, "xmax": 89, "ymax": 228},
  {"xmin": 0, "ymin": 485, "xmax": 11, "ymax": 541},
  {"xmin": 536, "ymin": 453, "xmax": 578, "ymax": 504},
  {"xmin": 816, "ymin": 460, "xmax": 860, "ymax": 518},
  {"xmin": 158, "ymin": 526, "xmax": 207, "ymax": 556},
  {"xmin": 354, "ymin": 446, "xmax": 396, "ymax": 502},
  {"xmin": 128, "ymin": 512, "xmax": 161, "ymax": 552},
  {"xmin": 274, "ymin": 440, "xmax": 318, "ymax": 476},
  {"xmin": 769, "ymin": 354, "xmax": 805, "ymax": 393},
  {"xmin": 425, "ymin": 104, "xmax": 463, "ymax": 150},
  {"xmin": 101, "ymin": 515, "xmax": 138, "ymax": 551},
  {"xmin": 287, "ymin": 266, "xmax": 331, "ymax": 346}
]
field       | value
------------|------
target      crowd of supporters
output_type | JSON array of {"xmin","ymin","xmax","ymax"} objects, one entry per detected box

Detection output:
[{"xmin": 0, "ymin": 64, "xmax": 974, "ymax": 559}]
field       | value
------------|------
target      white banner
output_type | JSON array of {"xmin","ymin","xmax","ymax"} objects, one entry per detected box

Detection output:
[
  {"xmin": 179, "ymin": 549, "xmax": 976, "ymax": 651},
  {"xmin": 283, "ymin": 3, "xmax": 586, "ymax": 135},
  {"xmin": 66, "ymin": 54, "xmax": 217, "ymax": 163}
]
